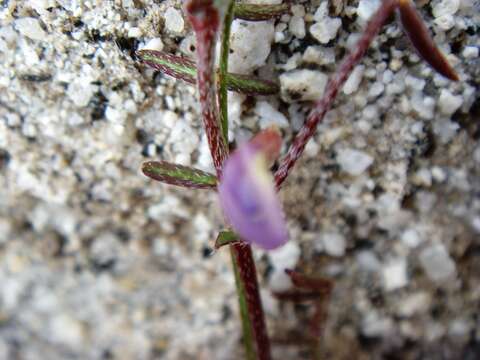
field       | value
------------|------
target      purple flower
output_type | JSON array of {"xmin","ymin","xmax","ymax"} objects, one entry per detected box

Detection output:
[{"xmin": 218, "ymin": 129, "xmax": 289, "ymax": 250}]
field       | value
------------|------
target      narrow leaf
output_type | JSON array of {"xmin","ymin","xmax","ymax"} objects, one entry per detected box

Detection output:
[
  {"xmin": 234, "ymin": 3, "xmax": 290, "ymax": 21},
  {"xmin": 224, "ymin": 72, "xmax": 279, "ymax": 96},
  {"xmin": 215, "ymin": 230, "xmax": 240, "ymax": 249},
  {"xmin": 142, "ymin": 161, "xmax": 217, "ymax": 189},
  {"xmin": 138, "ymin": 50, "xmax": 279, "ymax": 95},
  {"xmin": 397, "ymin": 0, "xmax": 459, "ymax": 81},
  {"xmin": 137, "ymin": 50, "xmax": 197, "ymax": 84}
]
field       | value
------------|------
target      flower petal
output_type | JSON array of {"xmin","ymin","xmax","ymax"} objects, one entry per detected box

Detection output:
[{"xmin": 218, "ymin": 130, "xmax": 288, "ymax": 250}]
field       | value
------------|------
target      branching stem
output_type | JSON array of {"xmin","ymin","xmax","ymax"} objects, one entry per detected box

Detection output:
[
  {"xmin": 274, "ymin": 0, "xmax": 397, "ymax": 188},
  {"xmin": 185, "ymin": 2, "xmax": 271, "ymax": 359}
]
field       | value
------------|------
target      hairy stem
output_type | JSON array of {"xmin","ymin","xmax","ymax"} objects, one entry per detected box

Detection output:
[
  {"xmin": 185, "ymin": 1, "xmax": 271, "ymax": 359},
  {"xmin": 231, "ymin": 248, "xmax": 257, "ymax": 360},
  {"xmin": 185, "ymin": 0, "xmax": 228, "ymax": 176},
  {"xmin": 274, "ymin": 0, "xmax": 397, "ymax": 188},
  {"xmin": 218, "ymin": 2, "xmax": 272, "ymax": 357},
  {"xmin": 231, "ymin": 243, "xmax": 271, "ymax": 360}
]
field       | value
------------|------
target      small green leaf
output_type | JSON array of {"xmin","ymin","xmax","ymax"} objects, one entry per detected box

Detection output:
[
  {"xmin": 215, "ymin": 230, "xmax": 240, "ymax": 249},
  {"xmin": 225, "ymin": 72, "xmax": 279, "ymax": 96},
  {"xmin": 234, "ymin": 3, "xmax": 289, "ymax": 21},
  {"xmin": 138, "ymin": 50, "xmax": 279, "ymax": 95},
  {"xmin": 137, "ymin": 50, "xmax": 197, "ymax": 84},
  {"xmin": 142, "ymin": 161, "xmax": 217, "ymax": 189}
]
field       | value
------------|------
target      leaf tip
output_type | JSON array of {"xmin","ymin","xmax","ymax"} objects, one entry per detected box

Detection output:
[
  {"xmin": 141, "ymin": 161, "xmax": 156, "ymax": 178},
  {"xmin": 397, "ymin": 0, "xmax": 459, "ymax": 81},
  {"xmin": 214, "ymin": 230, "xmax": 240, "ymax": 249}
]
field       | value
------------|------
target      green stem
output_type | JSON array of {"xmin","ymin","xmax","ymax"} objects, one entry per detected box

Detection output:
[
  {"xmin": 219, "ymin": 3, "xmax": 271, "ymax": 359},
  {"xmin": 231, "ymin": 248, "xmax": 257, "ymax": 360},
  {"xmin": 185, "ymin": 2, "xmax": 271, "ymax": 358},
  {"xmin": 218, "ymin": 0, "xmax": 235, "ymax": 143}
]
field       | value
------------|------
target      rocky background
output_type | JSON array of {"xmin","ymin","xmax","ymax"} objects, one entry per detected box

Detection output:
[{"xmin": 0, "ymin": 0, "xmax": 479, "ymax": 359}]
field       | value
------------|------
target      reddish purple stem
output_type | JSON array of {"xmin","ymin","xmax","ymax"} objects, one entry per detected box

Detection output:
[
  {"xmin": 232, "ymin": 243, "xmax": 272, "ymax": 360},
  {"xmin": 274, "ymin": 0, "xmax": 397, "ymax": 188},
  {"xmin": 185, "ymin": 2, "xmax": 272, "ymax": 359},
  {"xmin": 185, "ymin": 0, "xmax": 229, "ymax": 176}
]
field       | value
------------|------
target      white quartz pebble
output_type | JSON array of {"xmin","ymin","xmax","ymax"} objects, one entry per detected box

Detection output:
[
  {"xmin": 164, "ymin": 7, "xmax": 184, "ymax": 33},
  {"xmin": 382, "ymin": 259, "xmax": 408, "ymax": 291},
  {"xmin": 254, "ymin": 101, "xmax": 289, "ymax": 129},
  {"xmin": 438, "ymin": 89, "xmax": 463, "ymax": 116},
  {"xmin": 280, "ymin": 69, "xmax": 328, "ymax": 102},
  {"xmin": 343, "ymin": 65, "xmax": 365, "ymax": 95},
  {"xmin": 337, "ymin": 148, "xmax": 374, "ymax": 176},
  {"xmin": 229, "ymin": 20, "xmax": 274, "ymax": 74},
  {"xmin": 310, "ymin": 3, "xmax": 342, "ymax": 44},
  {"xmin": 419, "ymin": 244, "xmax": 456, "ymax": 282},
  {"xmin": 15, "ymin": 17, "xmax": 47, "ymax": 41}
]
